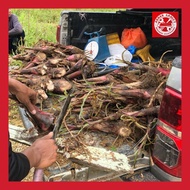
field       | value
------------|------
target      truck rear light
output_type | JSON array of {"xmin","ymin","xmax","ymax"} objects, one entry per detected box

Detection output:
[
  {"xmin": 158, "ymin": 87, "xmax": 181, "ymax": 132},
  {"xmin": 56, "ymin": 25, "xmax": 61, "ymax": 43},
  {"xmin": 152, "ymin": 85, "xmax": 182, "ymax": 178},
  {"xmin": 152, "ymin": 64, "xmax": 182, "ymax": 179},
  {"xmin": 152, "ymin": 128, "xmax": 182, "ymax": 177},
  {"xmin": 157, "ymin": 120, "xmax": 182, "ymax": 139}
]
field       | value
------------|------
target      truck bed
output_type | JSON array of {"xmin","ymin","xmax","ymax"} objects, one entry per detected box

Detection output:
[{"xmin": 57, "ymin": 8, "xmax": 181, "ymax": 59}]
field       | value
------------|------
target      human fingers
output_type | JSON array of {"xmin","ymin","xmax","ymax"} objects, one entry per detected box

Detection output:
[
  {"xmin": 25, "ymin": 102, "xmax": 36, "ymax": 115},
  {"xmin": 24, "ymin": 89, "xmax": 38, "ymax": 114},
  {"xmin": 29, "ymin": 90, "xmax": 38, "ymax": 105},
  {"xmin": 42, "ymin": 132, "xmax": 54, "ymax": 139},
  {"xmin": 17, "ymin": 97, "xmax": 36, "ymax": 114}
]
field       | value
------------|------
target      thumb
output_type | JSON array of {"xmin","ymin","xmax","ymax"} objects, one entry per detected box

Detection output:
[
  {"xmin": 42, "ymin": 132, "xmax": 54, "ymax": 139},
  {"xmin": 26, "ymin": 104, "xmax": 36, "ymax": 115}
]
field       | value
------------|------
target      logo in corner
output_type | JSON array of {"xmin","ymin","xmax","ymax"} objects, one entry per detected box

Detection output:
[{"xmin": 152, "ymin": 12, "xmax": 179, "ymax": 38}]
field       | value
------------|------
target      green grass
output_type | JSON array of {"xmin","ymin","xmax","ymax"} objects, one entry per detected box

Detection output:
[
  {"xmin": 12, "ymin": 8, "xmax": 123, "ymax": 47},
  {"xmin": 12, "ymin": 9, "xmax": 62, "ymax": 46}
]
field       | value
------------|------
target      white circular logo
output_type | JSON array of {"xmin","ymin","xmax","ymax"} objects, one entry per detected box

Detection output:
[{"xmin": 154, "ymin": 13, "xmax": 177, "ymax": 36}]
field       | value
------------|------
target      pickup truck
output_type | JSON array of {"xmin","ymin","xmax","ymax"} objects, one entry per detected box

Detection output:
[{"xmin": 55, "ymin": 8, "xmax": 182, "ymax": 182}]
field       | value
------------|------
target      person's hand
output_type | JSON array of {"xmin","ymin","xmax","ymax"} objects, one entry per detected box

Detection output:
[
  {"xmin": 9, "ymin": 78, "xmax": 37, "ymax": 114},
  {"xmin": 22, "ymin": 132, "xmax": 58, "ymax": 169}
]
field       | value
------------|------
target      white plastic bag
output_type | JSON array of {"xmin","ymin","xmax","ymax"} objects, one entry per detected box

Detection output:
[{"xmin": 108, "ymin": 43, "xmax": 126, "ymax": 56}]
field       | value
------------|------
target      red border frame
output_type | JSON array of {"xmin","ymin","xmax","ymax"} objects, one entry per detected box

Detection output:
[{"xmin": 1, "ymin": 1, "xmax": 188, "ymax": 189}]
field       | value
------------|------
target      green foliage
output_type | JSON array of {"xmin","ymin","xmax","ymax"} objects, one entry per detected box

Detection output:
[
  {"xmin": 12, "ymin": 9, "xmax": 62, "ymax": 46},
  {"xmin": 109, "ymin": 146, "xmax": 117, "ymax": 152},
  {"xmin": 9, "ymin": 59, "xmax": 23, "ymax": 67}
]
